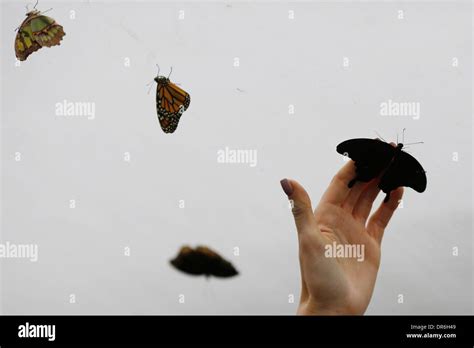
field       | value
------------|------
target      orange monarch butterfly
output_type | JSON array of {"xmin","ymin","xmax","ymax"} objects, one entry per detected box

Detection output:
[{"xmin": 153, "ymin": 66, "xmax": 190, "ymax": 133}]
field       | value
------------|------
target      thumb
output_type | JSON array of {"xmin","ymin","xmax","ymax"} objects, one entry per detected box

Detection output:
[{"xmin": 280, "ymin": 178, "xmax": 316, "ymax": 234}]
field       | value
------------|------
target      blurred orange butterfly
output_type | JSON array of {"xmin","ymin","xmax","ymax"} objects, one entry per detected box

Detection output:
[{"xmin": 152, "ymin": 66, "xmax": 190, "ymax": 133}]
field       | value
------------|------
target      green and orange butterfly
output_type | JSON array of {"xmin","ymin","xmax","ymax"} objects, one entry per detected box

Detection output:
[{"xmin": 14, "ymin": 1, "xmax": 65, "ymax": 61}]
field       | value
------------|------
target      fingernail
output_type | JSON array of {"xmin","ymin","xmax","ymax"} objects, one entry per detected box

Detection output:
[{"xmin": 280, "ymin": 178, "xmax": 294, "ymax": 196}]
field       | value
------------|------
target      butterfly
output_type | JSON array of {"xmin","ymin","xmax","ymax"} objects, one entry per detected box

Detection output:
[
  {"xmin": 153, "ymin": 66, "xmax": 190, "ymax": 133},
  {"xmin": 336, "ymin": 136, "xmax": 427, "ymax": 203},
  {"xmin": 170, "ymin": 246, "xmax": 239, "ymax": 278},
  {"xmin": 14, "ymin": 2, "xmax": 65, "ymax": 61}
]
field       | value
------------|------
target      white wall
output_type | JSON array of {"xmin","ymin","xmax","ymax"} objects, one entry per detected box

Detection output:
[{"xmin": 0, "ymin": 0, "xmax": 472, "ymax": 314}]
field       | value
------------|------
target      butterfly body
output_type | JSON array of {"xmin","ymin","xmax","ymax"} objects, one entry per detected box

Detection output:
[
  {"xmin": 154, "ymin": 75, "xmax": 190, "ymax": 133},
  {"xmin": 337, "ymin": 138, "xmax": 426, "ymax": 202},
  {"xmin": 170, "ymin": 246, "xmax": 238, "ymax": 278},
  {"xmin": 15, "ymin": 9, "xmax": 65, "ymax": 61}
]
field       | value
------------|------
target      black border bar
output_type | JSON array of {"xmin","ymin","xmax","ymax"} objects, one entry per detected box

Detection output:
[{"xmin": 0, "ymin": 315, "xmax": 472, "ymax": 345}]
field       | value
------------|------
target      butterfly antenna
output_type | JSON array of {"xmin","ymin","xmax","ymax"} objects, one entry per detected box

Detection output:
[
  {"xmin": 404, "ymin": 141, "xmax": 424, "ymax": 146},
  {"xmin": 396, "ymin": 133, "xmax": 399, "ymax": 144},
  {"xmin": 402, "ymin": 128, "xmax": 406, "ymax": 143},
  {"xmin": 146, "ymin": 81, "xmax": 154, "ymax": 94},
  {"xmin": 155, "ymin": 64, "xmax": 160, "ymax": 77},
  {"xmin": 168, "ymin": 66, "xmax": 173, "ymax": 79},
  {"xmin": 33, "ymin": 0, "xmax": 39, "ymax": 9},
  {"xmin": 40, "ymin": 8, "xmax": 53, "ymax": 14},
  {"xmin": 374, "ymin": 131, "xmax": 387, "ymax": 142}
]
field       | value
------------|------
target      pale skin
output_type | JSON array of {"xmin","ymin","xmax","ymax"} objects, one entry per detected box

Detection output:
[{"xmin": 280, "ymin": 153, "xmax": 403, "ymax": 315}]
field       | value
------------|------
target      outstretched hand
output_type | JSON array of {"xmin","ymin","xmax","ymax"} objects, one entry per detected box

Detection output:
[{"xmin": 280, "ymin": 159, "xmax": 403, "ymax": 315}]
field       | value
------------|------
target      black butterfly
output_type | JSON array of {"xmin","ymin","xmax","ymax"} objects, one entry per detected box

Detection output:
[
  {"xmin": 170, "ymin": 246, "xmax": 239, "ymax": 278},
  {"xmin": 336, "ymin": 138, "xmax": 427, "ymax": 203}
]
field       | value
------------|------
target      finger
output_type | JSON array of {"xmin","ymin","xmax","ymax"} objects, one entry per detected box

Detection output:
[
  {"xmin": 342, "ymin": 180, "xmax": 369, "ymax": 212},
  {"xmin": 367, "ymin": 187, "xmax": 404, "ymax": 243},
  {"xmin": 280, "ymin": 178, "xmax": 314, "ymax": 302},
  {"xmin": 280, "ymin": 178, "xmax": 317, "ymax": 235},
  {"xmin": 320, "ymin": 161, "xmax": 356, "ymax": 205},
  {"xmin": 352, "ymin": 178, "xmax": 381, "ymax": 222}
]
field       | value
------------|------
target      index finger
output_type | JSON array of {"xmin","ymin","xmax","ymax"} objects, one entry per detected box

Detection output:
[{"xmin": 320, "ymin": 160, "xmax": 356, "ymax": 205}]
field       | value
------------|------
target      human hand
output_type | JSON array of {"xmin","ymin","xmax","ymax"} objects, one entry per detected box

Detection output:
[{"xmin": 280, "ymin": 160, "xmax": 403, "ymax": 315}]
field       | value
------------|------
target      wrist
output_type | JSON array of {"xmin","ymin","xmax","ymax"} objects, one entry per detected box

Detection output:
[{"xmin": 297, "ymin": 300, "xmax": 364, "ymax": 316}]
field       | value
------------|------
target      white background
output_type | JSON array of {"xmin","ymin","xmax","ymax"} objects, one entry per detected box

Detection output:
[{"xmin": 1, "ymin": 0, "xmax": 472, "ymax": 314}]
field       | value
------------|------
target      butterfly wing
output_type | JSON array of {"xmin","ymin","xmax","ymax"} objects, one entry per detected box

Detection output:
[
  {"xmin": 15, "ymin": 14, "xmax": 65, "ymax": 61},
  {"xmin": 195, "ymin": 246, "xmax": 239, "ymax": 278},
  {"xmin": 170, "ymin": 246, "xmax": 206, "ymax": 276},
  {"xmin": 336, "ymin": 138, "xmax": 396, "ymax": 187},
  {"xmin": 30, "ymin": 15, "xmax": 65, "ymax": 47},
  {"xmin": 156, "ymin": 81, "xmax": 191, "ymax": 133},
  {"xmin": 15, "ymin": 24, "xmax": 41, "ymax": 61},
  {"xmin": 379, "ymin": 150, "xmax": 427, "ymax": 201},
  {"xmin": 210, "ymin": 258, "xmax": 239, "ymax": 278},
  {"xmin": 170, "ymin": 246, "xmax": 238, "ymax": 278}
]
